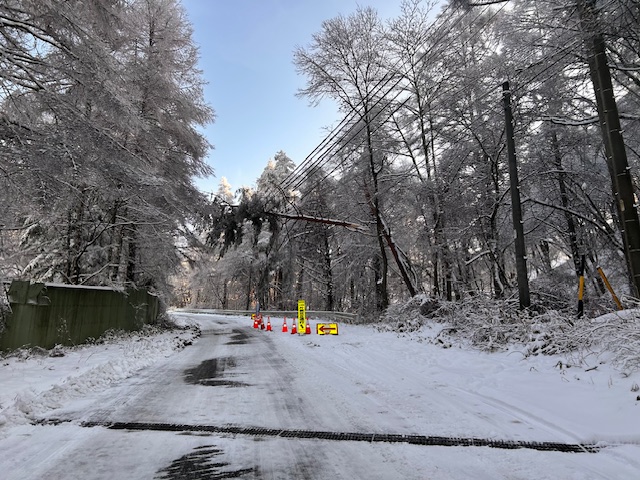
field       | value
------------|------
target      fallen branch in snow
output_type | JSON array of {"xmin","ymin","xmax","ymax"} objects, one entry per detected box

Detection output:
[{"xmin": 273, "ymin": 212, "xmax": 368, "ymax": 232}]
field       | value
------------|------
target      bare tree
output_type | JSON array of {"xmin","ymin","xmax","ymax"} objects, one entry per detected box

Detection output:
[{"xmin": 0, "ymin": 0, "xmax": 213, "ymax": 297}]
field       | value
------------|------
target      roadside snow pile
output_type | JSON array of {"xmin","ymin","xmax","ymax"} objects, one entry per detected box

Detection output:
[
  {"xmin": 380, "ymin": 295, "xmax": 640, "ymax": 375},
  {"xmin": 0, "ymin": 324, "xmax": 199, "ymax": 430}
]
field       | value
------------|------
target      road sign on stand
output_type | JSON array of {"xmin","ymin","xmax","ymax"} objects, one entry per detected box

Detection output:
[
  {"xmin": 297, "ymin": 300, "xmax": 306, "ymax": 335},
  {"xmin": 316, "ymin": 323, "xmax": 339, "ymax": 335}
]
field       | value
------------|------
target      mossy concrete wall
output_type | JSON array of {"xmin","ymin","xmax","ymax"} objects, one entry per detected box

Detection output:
[{"xmin": 0, "ymin": 281, "xmax": 160, "ymax": 351}]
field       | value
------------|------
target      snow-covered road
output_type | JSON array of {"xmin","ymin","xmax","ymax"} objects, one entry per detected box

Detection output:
[{"xmin": 1, "ymin": 312, "xmax": 639, "ymax": 479}]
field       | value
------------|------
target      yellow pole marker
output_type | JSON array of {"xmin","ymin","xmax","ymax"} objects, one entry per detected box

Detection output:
[
  {"xmin": 577, "ymin": 255, "xmax": 585, "ymax": 318},
  {"xmin": 297, "ymin": 300, "xmax": 306, "ymax": 335},
  {"xmin": 597, "ymin": 266, "xmax": 624, "ymax": 310}
]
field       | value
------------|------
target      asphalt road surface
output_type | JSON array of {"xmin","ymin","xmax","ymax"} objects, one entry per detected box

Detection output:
[{"xmin": 2, "ymin": 313, "xmax": 637, "ymax": 479}]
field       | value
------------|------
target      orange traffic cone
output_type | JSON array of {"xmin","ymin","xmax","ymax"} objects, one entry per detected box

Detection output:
[
  {"xmin": 266, "ymin": 317, "xmax": 272, "ymax": 331},
  {"xmin": 305, "ymin": 318, "xmax": 311, "ymax": 335},
  {"xmin": 291, "ymin": 320, "xmax": 297, "ymax": 334},
  {"xmin": 253, "ymin": 317, "xmax": 259, "ymax": 328},
  {"xmin": 282, "ymin": 318, "xmax": 288, "ymax": 333}
]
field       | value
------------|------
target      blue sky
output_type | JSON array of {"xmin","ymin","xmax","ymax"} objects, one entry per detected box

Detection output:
[{"xmin": 181, "ymin": 0, "xmax": 412, "ymax": 195}]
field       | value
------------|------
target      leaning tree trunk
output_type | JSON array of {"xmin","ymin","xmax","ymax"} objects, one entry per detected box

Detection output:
[{"xmin": 578, "ymin": 0, "xmax": 640, "ymax": 297}]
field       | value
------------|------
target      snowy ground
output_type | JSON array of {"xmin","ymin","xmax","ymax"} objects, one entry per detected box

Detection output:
[{"xmin": 0, "ymin": 311, "xmax": 639, "ymax": 479}]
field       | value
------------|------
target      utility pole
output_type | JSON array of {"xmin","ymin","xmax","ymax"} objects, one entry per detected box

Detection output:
[
  {"xmin": 502, "ymin": 81, "xmax": 530, "ymax": 310},
  {"xmin": 577, "ymin": 0, "xmax": 640, "ymax": 298}
]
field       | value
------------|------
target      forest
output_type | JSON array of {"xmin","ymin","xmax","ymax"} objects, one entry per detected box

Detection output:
[
  {"xmin": 193, "ymin": 0, "xmax": 640, "ymax": 320},
  {"xmin": 1, "ymin": 0, "xmax": 640, "ymax": 327},
  {"xmin": 0, "ymin": 0, "xmax": 212, "ymax": 297}
]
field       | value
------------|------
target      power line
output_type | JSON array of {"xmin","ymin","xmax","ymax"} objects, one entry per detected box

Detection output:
[
  {"xmin": 284, "ymin": 0, "xmax": 624, "ymax": 205},
  {"xmin": 260, "ymin": 1, "xmax": 461, "ymax": 206},
  {"xmin": 278, "ymin": 2, "xmax": 509, "ymax": 204},
  {"xmin": 263, "ymin": 0, "xmax": 616, "ymax": 228}
]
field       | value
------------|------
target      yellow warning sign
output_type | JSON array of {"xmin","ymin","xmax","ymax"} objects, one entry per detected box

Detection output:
[
  {"xmin": 316, "ymin": 323, "xmax": 338, "ymax": 335},
  {"xmin": 297, "ymin": 300, "xmax": 306, "ymax": 335}
]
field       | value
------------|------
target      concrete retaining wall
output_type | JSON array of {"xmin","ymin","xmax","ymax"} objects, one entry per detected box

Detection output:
[{"xmin": 0, "ymin": 281, "xmax": 160, "ymax": 351}]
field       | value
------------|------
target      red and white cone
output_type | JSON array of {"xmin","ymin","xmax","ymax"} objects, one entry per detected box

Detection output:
[
  {"xmin": 266, "ymin": 317, "xmax": 272, "ymax": 332},
  {"xmin": 282, "ymin": 318, "xmax": 288, "ymax": 333},
  {"xmin": 253, "ymin": 317, "xmax": 259, "ymax": 328},
  {"xmin": 305, "ymin": 318, "xmax": 311, "ymax": 335},
  {"xmin": 291, "ymin": 320, "xmax": 297, "ymax": 334}
]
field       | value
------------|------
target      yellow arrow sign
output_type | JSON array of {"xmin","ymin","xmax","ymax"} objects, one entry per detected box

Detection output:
[{"xmin": 316, "ymin": 323, "xmax": 338, "ymax": 335}]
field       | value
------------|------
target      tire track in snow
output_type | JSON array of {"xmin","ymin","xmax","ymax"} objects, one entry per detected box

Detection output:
[{"xmin": 449, "ymin": 386, "xmax": 585, "ymax": 444}]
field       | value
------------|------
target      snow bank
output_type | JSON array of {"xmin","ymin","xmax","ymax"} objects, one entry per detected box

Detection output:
[
  {"xmin": 0, "ymin": 325, "xmax": 199, "ymax": 430},
  {"xmin": 380, "ymin": 295, "xmax": 640, "ymax": 375}
]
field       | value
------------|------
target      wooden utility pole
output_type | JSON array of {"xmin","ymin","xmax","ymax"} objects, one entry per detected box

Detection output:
[
  {"xmin": 577, "ymin": 0, "xmax": 640, "ymax": 298},
  {"xmin": 502, "ymin": 81, "xmax": 530, "ymax": 310}
]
